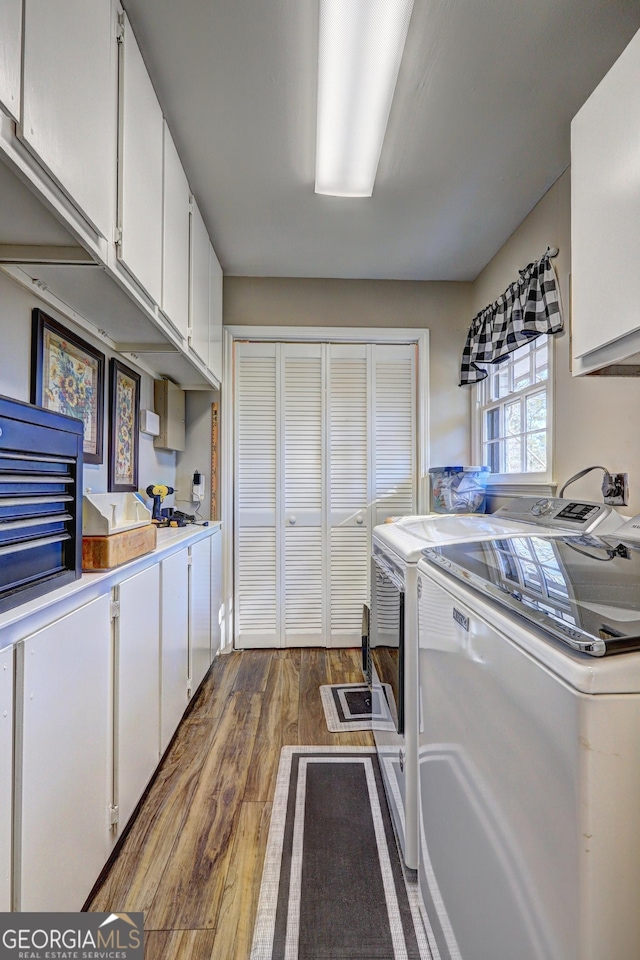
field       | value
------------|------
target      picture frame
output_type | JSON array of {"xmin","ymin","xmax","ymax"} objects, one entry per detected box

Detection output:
[
  {"xmin": 30, "ymin": 308, "xmax": 105, "ymax": 464},
  {"xmin": 108, "ymin": 358, "xmax": 141, "ymax": 492}
]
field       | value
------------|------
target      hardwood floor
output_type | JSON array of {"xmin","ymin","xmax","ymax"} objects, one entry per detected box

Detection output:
[{"xmin": 87, "ymin": 647, "xmax": 374, "ymax": 960}]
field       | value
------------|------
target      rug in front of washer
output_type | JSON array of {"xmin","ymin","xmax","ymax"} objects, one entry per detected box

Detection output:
[
  {"xmin": 249, "ymin": 747, "xmax": 429, "ymax": 960},
  {"xmin": 320, "ymin": 682, "xmax": 394, "ymax": 732}
]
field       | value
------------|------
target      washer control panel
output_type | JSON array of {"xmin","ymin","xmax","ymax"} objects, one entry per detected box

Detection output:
[{"xmin": 494, "ymin": 496, "xmax": 616, "ymax": 533}]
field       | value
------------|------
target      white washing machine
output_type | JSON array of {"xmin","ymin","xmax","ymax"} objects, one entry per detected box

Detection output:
[
  {"xmin": 416, "ymin": 513, "xmax": 640, "ymax": 960},
  {"xmin": 367, "ymin": 497, "xmax": 626, "ymax": 871}
]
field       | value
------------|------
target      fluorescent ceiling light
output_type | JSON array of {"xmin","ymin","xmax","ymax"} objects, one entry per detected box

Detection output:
[{"xmin": 315, "ymin": 0, "xmax": 414, "ymax": 198}]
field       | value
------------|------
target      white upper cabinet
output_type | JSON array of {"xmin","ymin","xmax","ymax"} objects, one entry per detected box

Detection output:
[
  {"xmin": 571, "ymin": 28, "xmax": 640, "ymax": 372},
  {"xmin": 20, "ymin": 0, "xmax": 118, "ymax": 239},
  {"xmin": 189, "ymin": 197, "xmax": 211, "ymax": 367},
  {"xmin": 118, "ymin": 11, "xmax": 164, "ymax": 305},
  {"xmin": 0, "ymin": 0, "xmax": 22, "ymax": 121},
  {"xmin": 209, "ymin": 243, "xmax": 223, "ymax": 383},
  {"xmin": 190, "ymin": 196, "xmax": 223, "ymax": 381},
  {"xmin": 162, "ymin": 122, "xmax": 190, "ymax": 340}
]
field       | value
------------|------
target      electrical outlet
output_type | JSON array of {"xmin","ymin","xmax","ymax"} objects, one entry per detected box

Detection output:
[
  {"xmin": 602, "ymin": 472, "xmax": 629, "ymax": 506},
  {"xmin": 192, "ymin": 470, "xmax": 205, "ymax": 503}
]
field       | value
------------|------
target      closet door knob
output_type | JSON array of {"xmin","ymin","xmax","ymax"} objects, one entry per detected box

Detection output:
[
  {"xmin": 289, "ymin": 516, "xmax": 296, "ymax": 525},
  {"xmin": 356, "ymin": 515, "xmax": 364, "ymax": 525}
]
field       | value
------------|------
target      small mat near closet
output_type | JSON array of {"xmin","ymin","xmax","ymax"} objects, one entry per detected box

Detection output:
[
  {"xmin": 320, "ymin": 682, "xmax": 373, "ymax": 731},
  {"xmin": 250, "ymin": 747, "xmax": 429, "ymax": 960}
]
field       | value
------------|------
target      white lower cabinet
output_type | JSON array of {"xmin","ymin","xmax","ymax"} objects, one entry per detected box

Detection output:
[
  {"xmin": 190, "ymin": 538, "xmax": 212, "ymax": 693},
  {"xmin": 17, "ymin": 595, "xmax": 112, "ymax": 911},
  {"xmin": 211, "ymin": 528, "xmax": 222, "ymax": 658},
  {"xmin": 5, "ymin": 526, "xmax": 221, "ymax": 910},
  {"xmin": 160, "ymin": 549, "xmax": 190, "ymax": 752},
  {"xmin": 114, "ymin": 565, "xmax": 161, "ymax": 834},
  {"xmin": 0, "ymin": 647, "xmax": 13, "ymax": 911}
]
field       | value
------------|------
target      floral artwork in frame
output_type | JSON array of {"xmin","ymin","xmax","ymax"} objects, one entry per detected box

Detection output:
[
  {"xmin": 30, "ymin": 308, "xmax": 105, "ymax": 464},
  {"xmin": 108, "ymin": 358, "xmax": 141, "ymax": 492}
]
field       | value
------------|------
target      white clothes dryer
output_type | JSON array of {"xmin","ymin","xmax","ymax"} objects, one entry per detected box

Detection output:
[{"xmin": 366, "ymin": 497, "xmax": 626, "ymax": 870}]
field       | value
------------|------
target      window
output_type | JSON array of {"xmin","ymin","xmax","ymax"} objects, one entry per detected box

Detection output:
[{"xmin": 474, "ymin": 337, "xmax": 552, "ymax": 483}]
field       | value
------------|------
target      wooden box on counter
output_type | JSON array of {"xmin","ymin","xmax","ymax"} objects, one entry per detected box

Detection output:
[{"xmin": 82, "ymin": 524, "xmax": 157, "ymax": 571}]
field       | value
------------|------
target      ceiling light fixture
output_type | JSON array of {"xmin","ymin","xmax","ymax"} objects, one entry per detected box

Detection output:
[{"xmin": 315, "ymin": 0, "xmax": 415, "ymax": 198}]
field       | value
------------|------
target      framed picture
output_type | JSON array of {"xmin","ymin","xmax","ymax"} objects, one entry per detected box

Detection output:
[
  {"xmin": 108, "ymin": 358, "xmax": 141, "ymax": 492},
  {"xmin": 30, "ymin": 308, "xmax": 105, "ymax": 464}
]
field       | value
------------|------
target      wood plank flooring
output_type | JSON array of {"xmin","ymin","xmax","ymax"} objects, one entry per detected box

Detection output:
[{"xmin": 87, "ymin": 647, "xmax": 374, "ymax": 960}]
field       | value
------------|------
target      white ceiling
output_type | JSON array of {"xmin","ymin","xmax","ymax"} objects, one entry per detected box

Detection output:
[{"xmin": 122, "ymin": 2, "xmax": 640, "ymax": 280}]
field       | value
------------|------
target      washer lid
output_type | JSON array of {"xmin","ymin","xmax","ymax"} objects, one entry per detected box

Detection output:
[
  {"xmin": 372, "ymin": 513, "xmax": 566, "ymax": 564},
  {"xmin": 422, "ymin": 534, "xmax": 640, "ymax": 657}
]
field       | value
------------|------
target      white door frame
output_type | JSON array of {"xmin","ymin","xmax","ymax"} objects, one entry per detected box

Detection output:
[{"xmin": 220, "ymin": 325, "xmax": 430, "ymax": 652}]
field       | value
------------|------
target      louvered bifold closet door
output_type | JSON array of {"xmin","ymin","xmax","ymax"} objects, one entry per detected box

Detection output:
[
  {"xmin": 283, "ymin": 344, "xmax": 324, "ymax": 645},
  {"xmin": 328, "ymin": 344, "xmax": 370, "ymax": 646},
  {"xmin": 235, "ymin": 338, "xmax": 417, "ymax": 649},
  {"xmin": 235, "ymin": 342, "xmax": 278, "ymax": 647},
  {"xmin": 372, "ymin": 343, "xmax": 417, "ymax": 526}
]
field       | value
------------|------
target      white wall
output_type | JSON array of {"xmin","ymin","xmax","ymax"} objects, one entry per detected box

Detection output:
[
  {"xmin": 0, "ymin": 269, "xmax": 178, "ymax": 502},
  {"xmin": 472, "ymin": 169, "xmax": 640, "ymax": 515}
]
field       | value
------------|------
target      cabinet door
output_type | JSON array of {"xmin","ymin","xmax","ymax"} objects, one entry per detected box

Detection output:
[
  {"xmin": 209, "ymin": 244, "xmax": 223, "ymax": 383},
  {"xmin": 571, "ymin": 29, "xmax": 640, "ymax": 361},
  {"xmin": 118, "ymin": 12, "xmax": 163, "ymax": 304},
  {"xmin": 18, "ymin": 595, "xmax": 111, "ymax": 911},
  {"xmin": 162, "ymin": 122, "xmax": 190, "ymax": 340},
  {"xmin": 160, "ymin": 549, "xmax": 189, "ymax": 752},
  {"xmin": 210, "ymin": 529, "xmax": 222, "ymax": 658},
  {"xmin": 189, "ymin": 198, "xmax": 210, "ymax": 367},
  {"xmin": 190, "ymin": 537, "xmax": 212, "ymax": 693},
  {"xmin": 21, "ymin": 0, "xmax": 117, "ymax": 239},
  {"xmin": 0, "ymin": 647, "xmax": 13, "ymax": 912},
  {"xmin": 0, "ymin": 0, "xmax": 22, "ymax": 121},
  {"xmin": 116, "ymin": 565, "xmax": 160, "ymax": 831}
]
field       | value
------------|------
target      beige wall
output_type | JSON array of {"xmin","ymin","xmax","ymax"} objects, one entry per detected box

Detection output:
[
  {"xmin": 473, "ymin": 170, "xmax": 640, "ymax": 515},
  {"xmin": 224, "ymin": 276, "xmax": 473, "ymax": 469},
  {"xmin": 226, "ymin": 174, "xmax": 640, "ymax": 518}
]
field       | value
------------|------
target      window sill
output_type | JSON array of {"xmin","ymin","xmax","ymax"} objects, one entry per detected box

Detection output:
[{"xmin": 485, "ymin": 479, "xmax": 557, "ymax": 498}]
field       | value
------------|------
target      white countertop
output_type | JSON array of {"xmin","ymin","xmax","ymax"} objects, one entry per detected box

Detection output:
[{"xmin": 0, "ymin": 521, "xmax": 222, "ymax": 651}]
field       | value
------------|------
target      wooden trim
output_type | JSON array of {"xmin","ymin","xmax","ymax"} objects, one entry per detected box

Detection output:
[{"xmin": 210, "ymin": 401, "xmax": 219, "ymax": 520}]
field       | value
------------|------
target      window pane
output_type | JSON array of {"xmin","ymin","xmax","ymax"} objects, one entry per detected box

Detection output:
[
  {"xmin": 505, "ymin": 436, "xmax": 522, "ymax": 472},
  {"xmin": 486, "ymin": 441, "xmax": 500, "ymax": 473},
  {"xmin": 496, "ymin": 365, "xmax": 510, "ymax": 398},
  {"xmin": 513, "ymin": 353, "xmax": 531, "ymax": 391},
  {"xmin": 490, "ymin": 366, "xmax": 510, "ymax": 399},
  {"xmin": 512, "ymin": 343, "xmax": 530, "ymax": 362},
  {"xmin": 526, "ymin": 431, "xmax": 547, "ymax": 471},
  {"xmin": 505, "ymin": 400, "xmax": 521, "ymax": 436},
  {"xmin": 526, "ymin": 390, "xmax": 546, "ymax": 431},
  {"xmin": 485, "ymin": 407, "xmax": 500, "ymax": 441},
  {"xmin": 535, "ymin": 341, "xmax": 548, "ymax": 382}
]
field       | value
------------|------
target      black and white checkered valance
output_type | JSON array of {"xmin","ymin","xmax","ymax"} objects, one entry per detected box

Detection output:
[{"xmin": 459, "ymin": 249, "xmax": 563, "ymax": 386}]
